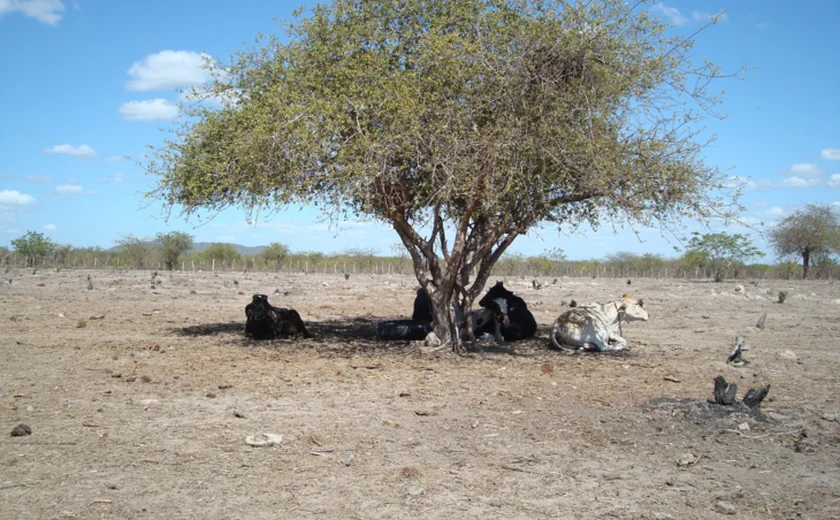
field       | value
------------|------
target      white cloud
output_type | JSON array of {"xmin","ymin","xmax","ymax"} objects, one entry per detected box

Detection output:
[
  {"xmin": 18, "ymin": 175, "xmax": 51, "ymax": 182},
  {"xmin": 756, "ymin": 21, "xmax": 772, "ymax": 30},
  {"xmin": 821, "ymin": 148, "xmax": 840, "ymax": 161},
  {"xmin": 44, "ymin": 143, "xmax": 96, "ymax": 157},
  {"xmin": 0, "ymin": 0, "xmax": 64, "ymax": 25},
  {"xmin": 785, "ymin": 163, "xmax": 825, "ymax": 178},
  {"xmin": 125, "ymin": 50, "xmax": 214, "ymax": 91},
  {"xmin": 100, "ymin": 172, "xmax": 123, "ymax": 183},
  {"xmin": 828, "ymin": 174, "xmax": 840, "ymax": 188},
  {"xmin": 43, "ymin": 223, "xmax": 57, "ymax": 230},
  {"xmin": 692, "ymin": 10, "xmax": 728, "ymax": 23},
  {"xmin": 55, "ymin": 183, "xmax": 82, "ymax": 194},
  {"xmin": 651, "ymin": 3, "xmax": 687, "ymax": 26},
  {"xmin": 779, "ymin": 176, "xmax": 821, "ymax": 189},
  {"xmin": 0, "ymin": 189, "xmax": 36, "ymax": 205},
  {"xmin": 104, "ymin": 155, "xmax": 122, "ymax": 162},
  {"xmin": 766, "ymin": 207, "xmax": 785, "ymax": 216},
  {"xmin": 118, "ymin": 99, "xmax": 179, "ymax": 121}
]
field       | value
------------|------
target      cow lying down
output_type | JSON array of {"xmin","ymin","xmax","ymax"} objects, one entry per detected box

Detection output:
[
  {"xmin": 550, "ymin": 294, "xmax": 648, "ymax": 352},
  {"xmin": 245, "ymin": 294, "xmax": 311, "ymax": 340}
]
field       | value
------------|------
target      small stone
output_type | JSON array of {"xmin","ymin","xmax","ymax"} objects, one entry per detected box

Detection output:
[
  {"xmin": 10, "ymin": 423, "xmax": 32, "ymax": 436},
  {"xmin": 424, "ymin": 332, "xmax": 441, "ymax": 347},
  {"xmin": 714, "ymin": 499, "xmax": 736, "ymax": 515},
  {"xmin": 733, "ymin": 284, "xmax": 745, "ymax": 294},
  {"xmin": 408, "ymin": 486, "xmax": 425, "ymax": 497},
  {"xmin": 779, "ymin": 350, "xmax": 797, "ymax": 360},
  {"xmin": 245, "ymin": 433, "xmax": 283, "ymax": 447},
  {"xmin": 206, "ymin": 392, "xmax": 217, "ymax": 399},
  {"xmin": 821, "ymin": 412, "xmax": 839, "ymax": 422},
  {"xmin": 768, "ymin": 412, "xmax": 790, "ymax": 421},
  {"xmin": 676, "ymin": 453, "xmax": 698, "ymax": 467}
]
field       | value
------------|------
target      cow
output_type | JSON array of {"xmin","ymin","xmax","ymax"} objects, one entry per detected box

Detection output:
[
  {"xmin": 550, "ymin": 294, "xmax": 648, "ymax": 352},
  {"xmin": 245, "ymin": 294, "xmax": 311, "ymax": 340},
  {"xmin": 478, "ymin": 281, "xmax": 537, "ymax": 341},
  {"xmin": 412, "ymin": 287, "xmax": 433, "ymax": 323}
]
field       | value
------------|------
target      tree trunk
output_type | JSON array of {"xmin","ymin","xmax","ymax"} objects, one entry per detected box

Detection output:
[
  {"xmin": 429, "ymin": 291, "xmax": 461, "ymax": 351},
  {"xmin": 802, "ymin": 249, "xmax": 810, "ymax": 279}
]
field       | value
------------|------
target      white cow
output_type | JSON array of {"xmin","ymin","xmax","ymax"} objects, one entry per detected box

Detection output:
[{"xmin": 550, "ymin": 294, "xmax": 648, "ymax": 352}]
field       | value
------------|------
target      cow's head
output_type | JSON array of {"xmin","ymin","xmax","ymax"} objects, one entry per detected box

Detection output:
[
  {"xmin": 247, "ymin": 294, "xmax": 273, "ymax": 320},
  {"xmin": 618, "ymin": 294, "xmax": 649, "ymax": 322},
  {"xmin": 479, "ymin": 281, "xmax": 514, "ymax": 308}
]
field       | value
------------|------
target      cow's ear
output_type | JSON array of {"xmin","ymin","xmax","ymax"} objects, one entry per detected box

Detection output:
[{"xmin": 638, "ymin": 299, "xmax": 645, "ymax": 308}]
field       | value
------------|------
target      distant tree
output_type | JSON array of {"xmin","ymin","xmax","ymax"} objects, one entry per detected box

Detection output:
[
  {"xmin": 145, "ymin": 0, "xmax": 743, "ymax": 347},
  {"xmin": 767, "ymin": 204, "xmax": 840, "ymax": 279},
  {"xmin": 202, "ymin": 243, "xmax": 242, "ymax": 265},
  {"xmin": 53, "ymin": 244, "xmax": 73, "ymax": 266},
  {"xmin": 0, "ymin": 246, "xmax": 10, "ymax": 265},
  {"xmin": 11, "ymin": 231, "xmax": 55, "ymax": 267},
  {"xmin": 262, "ymin": 242, "xmax": 290, "ymax": 269},
  {"xmin": 156, "ymin": 231, "xmax": 194, "ymax": 270},
  {"xmin": 686, "ymin": 232, "xmax": 762, "ymax": 282},
  {"xmin": 117, "ymin": 234, "xmax": 153, "ymax": 269},
  {"xmin": 544, "ymin": 247, "xmax": 567, "ymax": 263}
]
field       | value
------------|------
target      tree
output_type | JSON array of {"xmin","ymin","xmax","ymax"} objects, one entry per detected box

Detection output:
[
  {"xmin": 202, "ymin": 242, "xmax": 242, "ymax": 265},
  {"xmin": 262, "ymin": 242, "xmax": 290, "ymax": 269},
  {"xmin": 0, "ymin": 246, "xmax": 10, "ymax": 266},
  {"xmin": 53, "ymin": 244, "xmax": 73, "ymax": 266},
  {"xmin": 686, "ymin": 232, "xmax": 761, "ymax": 282},
  {"xmin": 767, "ymin": 204, "xmax": 840, "ymax": 279},
  {"xmin": 156, "ymin": 231, "xmax": 193, "ymax": 270},
  {"xmin": 11, "ymin": 231, "xmax": 55, "ymax": 267},
  {"xmin": 145, "ymin": 0, "xmax": 742, "ymax": 348},
  {"xmin": 117, "ymin": 234, "xmax": 153, "ymax": 269}
]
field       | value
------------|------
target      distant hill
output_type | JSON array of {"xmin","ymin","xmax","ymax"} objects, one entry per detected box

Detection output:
[{"xmin": 109, "ymin": 241, "xmax": 266, "ymax": 256}]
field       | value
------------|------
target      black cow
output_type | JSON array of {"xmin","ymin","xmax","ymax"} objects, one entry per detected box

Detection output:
[
  {"xmin": 412, "ymin": 287, "xmax": 433, "ymax": 323},
  {"xmin": 478, "ymin": 281, "xmax": 537, "ymax": 341},
  {"xmin": 245, "ymin": 294, "xmax": 311, "ymax": 339}
]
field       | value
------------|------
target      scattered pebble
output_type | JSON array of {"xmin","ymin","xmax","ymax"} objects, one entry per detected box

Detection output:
[
  {"xmin": 344, "ymin": 452, "xmax": 355, "ymax": 466},
  {"xmin": 821, "ymin": 412, "xmax": 839, "ymax": 422},
  {"xmin": 10, "ymin": 423, "xmax": 32, "ymax": 437},
  {"xmin": 206, "ymin": 392, "xmax": 217, "ymax": 398},
  {"xmin": 714, "ymin": 499, "xmax": 736, "ymax": 515},
  {"xmin": 779, "ymin": 350, "xmax": 797, "ymax": 360},
  {"xmin": 408, "ymin": 486, "xmax": 425, "ymax": 497},
  {"xmin": 676, "ymin": 453, "xmax": 698, "ymax": 467},
  {"xmin": 245, "ymin": 433, "xmax": 283, "ymax": 447}
]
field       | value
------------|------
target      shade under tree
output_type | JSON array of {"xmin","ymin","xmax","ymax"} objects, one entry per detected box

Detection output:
[{"xmin": 144, "ymin": 0, "xmax": 743, "ymax": 348}]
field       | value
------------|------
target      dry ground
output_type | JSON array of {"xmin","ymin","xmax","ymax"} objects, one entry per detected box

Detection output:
[{"xmin": 1, "ymin": 269, "xmax": 839, "ymax": 519}]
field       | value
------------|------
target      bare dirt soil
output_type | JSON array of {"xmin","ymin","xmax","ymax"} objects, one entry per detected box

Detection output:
[{"xmin": 2, "ymin": 269, "xmax": 839, "ymax": 519}]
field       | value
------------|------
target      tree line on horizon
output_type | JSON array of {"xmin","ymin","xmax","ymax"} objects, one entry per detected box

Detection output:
[{"xmin": 3, "ymin": 204, "xmax": 839, "ymax": 280}]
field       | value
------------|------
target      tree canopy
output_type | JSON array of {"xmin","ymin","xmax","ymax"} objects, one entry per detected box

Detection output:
[
  {"xmin": 768, "ymin": 204, "xmax": 840, "ymax": 279},
  {"xmin": 202, "ymin": 242, "xmax": 242, "ymax": 264},
  {"xmin": 145, "ymin": 0, "xmax": 742, "ymax": 347},
  {"xmin": 11, "ymin": 231, "xmax": 56, "ymax": 267},
  {"xmin": 686, "ymin": 231, "xmax": 761, "ymax": 282},
  {"xmin": 156, "ymin": 231, "xmax": 194, "ymax": 270}
]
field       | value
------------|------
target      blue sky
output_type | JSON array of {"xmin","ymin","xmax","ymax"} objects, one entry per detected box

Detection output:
[{"xmin": 1, "ymin": 1, "xmax": 838, "ymax": 261}]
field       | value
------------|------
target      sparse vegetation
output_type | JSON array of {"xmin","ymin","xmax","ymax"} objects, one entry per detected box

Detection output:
[
  {"xmin": 768, "ymin": 203, "xmax": 840, "ymax": 279},
  {"xmin": 156, "ymin": 231, "xmax": 194, "ymax": 270},
  {"xmin": 685, "ymin": 232, "xmax": 762, "ymax": 282}
]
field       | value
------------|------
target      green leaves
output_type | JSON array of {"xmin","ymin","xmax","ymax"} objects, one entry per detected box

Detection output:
[
  {"xmin": 686, "ymin": 231, "xmax": 762, "ymax": 281},
  {"xmin": 11, "ymin": 231, "xmax": 56, "ymax": 267}
]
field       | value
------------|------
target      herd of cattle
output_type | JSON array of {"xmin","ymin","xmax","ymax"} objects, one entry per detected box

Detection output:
[{"xmin": 244, "ymin": 281, "xmax": 650, "ymax": 352}]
